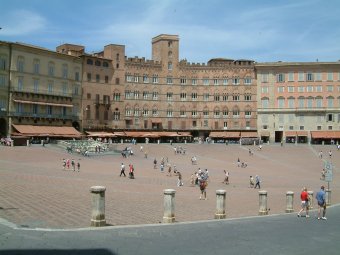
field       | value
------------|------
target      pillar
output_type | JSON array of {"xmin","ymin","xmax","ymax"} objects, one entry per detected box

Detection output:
[
  {"xmin": 285, "ymin": 191, "xmax": 294, "ymax": 213},
  {"xmin": 258, "ymin": 190, "xmax": 268, "ymax": 215},
  {"xmin": 215, "ymin": 190, "xmax": 226, "ymax": 219},
  {"xmin": 307, "ymin": 191, "xmax": 314, "ymax": 209},
  {"xmin": 163, "ymin": 189, "xmax": 176, "ymax": 223},
  {"xmin": 90, "ymin": 186, "xmax": 106, "ymax": 227},
  {"xmin": 326, "ymin": 189, "xmax": 331, "ymax": 206}
]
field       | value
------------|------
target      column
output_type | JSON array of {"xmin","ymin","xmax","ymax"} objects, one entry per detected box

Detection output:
[
  {"xmin": 307, "ymin": 191, "xmax": 314, "ymax": 209},
  {"xmin": 285, "ymin": 191, "xmax": 294, "ymax": 213},
  {"xmin": 90, "ymin": 186, "xmax": 106, "ymax": 227},
  {"xmin": 215, "ymin": 190, "xmax": 226, "ymax": 219},
  {"xmin": 326, "ymin": 189, "xmax": 331, "ymax": 206},
  {"xmin": 163, "ymin": 189, "xmax": 176, "ymax": 223},
  {"xmin": 258, "ymin": 190, "xmax": 268, "ymax": 215}
]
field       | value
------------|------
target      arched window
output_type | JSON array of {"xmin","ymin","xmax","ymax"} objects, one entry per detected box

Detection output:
[
  {"xmin": 327, "ymin": 96, "xmax": 334, "ymax": 108},
  {"xmin": 288, "ymin": 97, "xmax": 295, "ymax": 108},
  {"xmin": 95, "ymin": 60, "xmax": 101, "ymax": 66},
  {"xmin": 315, "ymin": 96, "xmax": 323, "ymax": 108},
  {"xmin": 168, "ymin": 62, "xmax": 173, "ymax": 70},
  {"xmin": 214, "ymin": 107, "xmax": 220, "ymax": 118},
  {"xmin": 277, "ymin": 96, "xmax": 285, "ymax": 108},
  {"xmin": 87, "ymin": 59, "xmax": 93, "ymax": 65},
  {"xmin": 261, "ymin": 97, "xmax": 269, "ymax": 108},
  {"xmin": 232, "ymin": 106, "xmax": 240, "ymax": 117},
  {"xmin": 298, "ymin": 96, "xmax": 305, "ymax": 108},
  {"xmin": 103, "ymin": 61, "xmax": 109, "ymax": 67},
  {"xmin": 245, "ymin": 105, "xmax": 252, "ymax": 118},
  {"xmin": 222, "ymin": 107, "xmax": 229, "ymax": 117}
]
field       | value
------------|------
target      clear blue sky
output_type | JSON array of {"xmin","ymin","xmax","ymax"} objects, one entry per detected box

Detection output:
[{"xmin": 1, "ymin": 0, "xmax": 340, "ymax": 63}]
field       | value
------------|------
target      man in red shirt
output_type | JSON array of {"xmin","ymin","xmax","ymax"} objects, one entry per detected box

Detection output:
[{"xmin": 298, "ymin": 187, "xmax": 310, "ymax": 218}]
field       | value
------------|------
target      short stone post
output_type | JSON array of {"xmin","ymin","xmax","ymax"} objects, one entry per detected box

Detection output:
[
  {"xmin": 27, "ymin": 140, "xmax": 29, "ymax": 146},
  {"xmin": 307, "ymin": 191, "xmax": 314, "ymax": 209},
  {"xmin": 163, "ymin": 189, "xmax": 176, "ymax": 223},
  {"xmin": 90, "ymin": 186, "xmax": 106, "ymax": 227},
  {"xmin": 215, "ymin": 190, "xmax": 226, "ymax": 219},
  {"xmin": 285, "ymin": 191, "xmax": 294, "ymax": 213},
  {"xmin": 258, "ymin": 190, "xmax": 268, "ymax": 215},
  {"xmin": 326, "ymin": 189, "xmax": 331, "ymax": 206}
]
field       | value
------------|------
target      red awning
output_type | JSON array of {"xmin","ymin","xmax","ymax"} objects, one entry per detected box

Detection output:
[
  {"xmin": 209, "ymin": 132, "xmax": 240, "ymax": 138},
  {"xmin": 311, "ymin": 131, "xmax": 340, "ymax": 139},
  {"xmin": 241, "ymin": 132, "xmax": 258, "ymax": 138},
  {"xmin": 12, "ymin": 124, "xmax": 81, "ymax": 137},
  {"xmin": 86, "ymin": 131, "xmax": 116, "ymax": 137}
]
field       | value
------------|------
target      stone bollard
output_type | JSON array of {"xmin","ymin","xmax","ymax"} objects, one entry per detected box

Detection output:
[
  {"xmin": 90, "ymin": 186, "xmax": 106, "ymax": 227},
  {"xmin": 215, "ymin": 190, "xmax": 226, "ymax": 219},
  {"xmin": 285, "ymin": 191, "xmax": 294, "ymax": 213},
  {"xmin": 326, "ymin": 189, "xmax": 331, "ymax": 206},
  {"xmin": 163, "ymin": 189, "xmax": 176, "ymax": 223},
  {"xmin": 307, "ymin": 191, "xmax": 314, "ymax": 209},
  {"xmin": 258, "ymin": 190, "xmax": 268, "ymax": 215}
]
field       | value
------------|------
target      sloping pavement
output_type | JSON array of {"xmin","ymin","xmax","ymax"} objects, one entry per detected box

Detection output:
[{"xmin": 1, "ymin": 204, "xmax": 340, "ymax": 255}]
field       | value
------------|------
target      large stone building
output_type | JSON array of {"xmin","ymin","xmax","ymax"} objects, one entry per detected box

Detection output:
[
  {"xmin": 256, "ymin": 62, "xmax": 340, "ymax": 143},
  {"xmin": 0, "ymin": 41, "xmax": 82, "ymax": 139},
  {"xmin": 1, "ymin": 34, "xmax": 340, "ymax": 144},
  {"xmin": 58, "ymin": 34, "xmax": 257, "ymax": 140}
]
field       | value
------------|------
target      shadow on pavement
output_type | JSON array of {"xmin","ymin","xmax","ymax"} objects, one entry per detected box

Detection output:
[{"xmin": 0, "ymin": 249, "xmax": 116, "ymax": 255}]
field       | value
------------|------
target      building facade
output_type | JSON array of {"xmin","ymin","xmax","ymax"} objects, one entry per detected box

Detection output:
[
  {"xmin": 256, "ymin": 62, "xmax": 340, "ymax": 143},
  {"xmin": 2, "ymin": 35, "xmax": 340, "ymax": 143},
  {"xmin": 0, "ymin": 41, "xmax": 82, "ymax": 138},
  {"xmin": 59, "ymin": 34, "xmax": 257, "ymax": 139}
]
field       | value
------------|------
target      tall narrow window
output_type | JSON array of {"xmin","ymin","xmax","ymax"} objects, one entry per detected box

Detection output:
[
  {"xmin": 17, "ymin": 56, "xmax": 24, "ymax": 72},
  {"xmin": 33, "ymin": 59, "xmax": 40, "ymax": 74}
]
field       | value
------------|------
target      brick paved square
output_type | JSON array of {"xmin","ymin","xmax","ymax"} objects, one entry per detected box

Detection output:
[{"xmin": 0, "ymin": 143, "xmax": 339, "ymax": 229}]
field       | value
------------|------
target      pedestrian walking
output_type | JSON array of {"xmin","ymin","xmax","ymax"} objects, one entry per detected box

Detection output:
[
  {"xmin": 237, "ymin": 158, "xmax": 241, "ymax": 167},
  {"xmin": 153, "ymin": 158, "xmax": 157, "ymax": 169},
  {"xmin": 254, "ymin": 175, "xmax": 261, "ymax": 189},
  {"xmin": 223, "ymin": 170, "xmax": 229, "ymax": 185},
  {"xmin": 120, "ymin": 163, "xmax": 126, "ymax": 177},
  {"xmin": 297, "ymin": 187, "xmax": 310, "ymax": 218},
  {"xmin": 249, "ymin": 176, "xmax": 255, "ymax": 188},
  {"xmin": 71, "ymin": 159, "xmax": 75, "ymax": 171},
  {"xmin": 77, "ymin": 162, "xmax": 80, "ymax": 172},
  {"xmin": 66, "ymin": 159, "xmax": 70, "ymax": 169},
  {"xmin": 129, "ymin": 164, "xmax": 135, "ymax": 179},
  {"xmin": 177, "ymin": 172, "xmax": 183, "ymax": 187},
  {"xmin": 62, "ymin": 159, "xmax": 66, "ymax": 170},
  {"xmin": 316, "ymin": 186, "xmax": 327, "ymax": 220},
  {"xmin": 198, "ymin": 171, "xmax": 207, "ymax": 200}
]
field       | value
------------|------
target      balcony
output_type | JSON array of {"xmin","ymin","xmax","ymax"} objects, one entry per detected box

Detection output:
[
  {"xmin": 9, "ymin": 111, "xmax": 79, "ymax": 120},
  {"xmin": 10, "ymin": 86, "xmax": 75, "ymax": 99}
]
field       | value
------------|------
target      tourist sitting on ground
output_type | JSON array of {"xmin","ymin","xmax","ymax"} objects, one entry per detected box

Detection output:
[{"xmin": 241, "ymin": 162, "xmax": 247, "ymax": 168}]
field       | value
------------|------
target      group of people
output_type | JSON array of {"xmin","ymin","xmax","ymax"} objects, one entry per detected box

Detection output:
[
  {"xmin": 297, "ymin": 186, "xmax": 327, "ymax": 220},
  {"xmin": 62, "ymin": 158, "xmax": 80, "ymax": 171},
  {"xmin": 119, "ymin": 163, "xmax": 135, "ymax": 179}
]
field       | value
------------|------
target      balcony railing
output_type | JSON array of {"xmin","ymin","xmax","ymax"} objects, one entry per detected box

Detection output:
[
  {"xmin": 10, "ymin": 86, "xmax": 77, "ymax": 98},
  {"xmin": 9, "ymin": 111, "xmax": 79, "ymax": 120}
]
